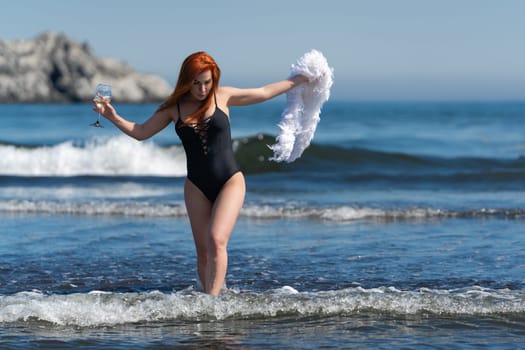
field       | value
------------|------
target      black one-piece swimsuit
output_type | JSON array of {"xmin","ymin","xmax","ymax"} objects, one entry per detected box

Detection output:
[{"xmin": 175, "ymin": 102, "xmax": 241, "ymax": 203}]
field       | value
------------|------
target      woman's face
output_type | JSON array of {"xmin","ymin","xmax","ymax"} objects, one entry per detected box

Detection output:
[{"xmin": 190, "ymin": 70, "xmax": 213, "ymax": 101}]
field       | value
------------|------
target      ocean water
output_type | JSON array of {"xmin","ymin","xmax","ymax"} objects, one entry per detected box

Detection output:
[{"xmin": 0, "ymin": 101, "xmax": 524, "ymax": 349}]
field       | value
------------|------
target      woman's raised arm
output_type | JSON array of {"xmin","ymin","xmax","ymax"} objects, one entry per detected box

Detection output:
[{"xmin": 224, "ymin": 75, "xmax": 308, "ymax": 107}]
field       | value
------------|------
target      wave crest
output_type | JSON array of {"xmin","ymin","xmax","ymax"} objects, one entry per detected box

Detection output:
[
  {"xmin": 1, "ymin": 286, "xmax": 523, "ymax": 326},
  {"xmin": 2, "ymin": 134, "xmax": 525, "ymax": 180},
  {"xmin": 0, "ymin": 136, "xmax": 186, "ymax": 176}
]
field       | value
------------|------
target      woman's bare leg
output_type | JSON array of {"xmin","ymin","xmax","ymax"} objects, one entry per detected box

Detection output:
[
  {"xmin": 206, "ymin": 172, "xmax": 246, "ymax": 295},
  {"xmin": 184, "ymin": 180, "xmax": 212, "ymax": 289},
  {"xmin": 184, "ymin": 173, "xmax": 245, "ymax": 295}
]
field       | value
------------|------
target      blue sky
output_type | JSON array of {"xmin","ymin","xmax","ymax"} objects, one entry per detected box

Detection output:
[{"xmin": 1, "ymin": 0, "xmax": 524, "ymax": 101}]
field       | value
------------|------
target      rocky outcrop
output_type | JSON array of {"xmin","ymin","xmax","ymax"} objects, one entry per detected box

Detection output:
[{"xmin": 0, "ymin": 32, "xmax": 172, "ymax": 103}]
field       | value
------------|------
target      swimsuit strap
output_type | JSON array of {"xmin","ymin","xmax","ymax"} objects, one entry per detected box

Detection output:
[{"xmin": 175, "ymin": 103, "xmax": 183, "ymax": 128}]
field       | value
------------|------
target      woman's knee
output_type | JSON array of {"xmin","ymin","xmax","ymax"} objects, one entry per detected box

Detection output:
[{"xmin": 207, "ymin": 230, "xmax": 228, "ymax": 256}]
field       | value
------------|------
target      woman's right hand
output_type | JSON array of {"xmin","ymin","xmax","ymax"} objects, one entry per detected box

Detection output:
[{"xmin": 92, "ymin": 94, "xmax": 117, "ymax": 120}]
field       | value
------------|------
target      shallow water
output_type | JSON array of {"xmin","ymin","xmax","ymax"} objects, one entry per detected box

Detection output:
[{"xmin": 1, "ymin": 101, "xmax": 524, "ymax": 348}]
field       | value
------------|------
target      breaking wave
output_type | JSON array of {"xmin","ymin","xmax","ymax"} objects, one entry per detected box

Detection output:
[
  {"xmin": 1, "ymin": 134, "xmax": 524, "ymax": 180},
  {"xmin": 1, "ymin": 199, "xmax": 524, "ymax": 222},
  {"xmin": 1, "ymin": 286, "xmax": 523, "ymax": 327}
]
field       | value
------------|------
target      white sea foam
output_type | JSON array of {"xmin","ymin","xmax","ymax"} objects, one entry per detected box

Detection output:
[
  {"xmin": 0, "ymin": 136, "xmax": 187, "ymax": 176},
  {"xmin": 241, "ymin": 204, "xmax": 449, "ymax": 222},
  {"xmin": 0, "ymin": 199, "xmax": 523, "ymax": 221},
  {"xmin": 0, "ymin": 199, "xmax": 187, "ymax": 217},
  {"xmin": 1, "ymin": 287, "xmax": 523, "ymax": 326}
]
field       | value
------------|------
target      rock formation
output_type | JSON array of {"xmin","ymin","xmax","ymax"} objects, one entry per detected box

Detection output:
[{"xmin": 0, "ymin": 32, "xmax": 172, "ymax": 103}]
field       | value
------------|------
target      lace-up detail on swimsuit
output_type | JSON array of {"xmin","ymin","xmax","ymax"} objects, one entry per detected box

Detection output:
[{"xmin": 187, "ymin": 117, "xmax": 212, "ymax": 155}]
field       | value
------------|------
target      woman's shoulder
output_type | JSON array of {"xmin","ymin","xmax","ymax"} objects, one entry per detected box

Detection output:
[
  {"xmin": 217, "ymin": 85, "xmax": 237, "ymax": 96},
  {"xmin": 216, "ymin": 86, "xmax": 236, "ymax": 105},
  {"xmin": 154, "ymin": 102, "xmax": 179, "ymax": 123},
  {"xmin": 217, "ymin": 85, "xmax": 251, "ymax": 107}
]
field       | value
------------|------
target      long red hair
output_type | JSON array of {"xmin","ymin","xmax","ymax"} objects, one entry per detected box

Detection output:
[{"xmin": 157, "ymin": 51, "xmax": 221, "ymax": 125}]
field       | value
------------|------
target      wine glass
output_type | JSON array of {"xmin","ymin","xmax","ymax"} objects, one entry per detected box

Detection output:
[{"xmin": 91, "ymin": 83, "xmax": 112, "ymax": 128}]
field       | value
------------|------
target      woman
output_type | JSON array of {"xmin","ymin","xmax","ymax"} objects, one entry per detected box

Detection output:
[{"xmin": 93, "ymin": 52, "xmax": 308, "ymax": 295}]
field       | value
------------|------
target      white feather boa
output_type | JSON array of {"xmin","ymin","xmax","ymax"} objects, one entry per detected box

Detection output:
[{"xmin": 269, "ymin": 50, "xmax": 334, "ymax": 162}]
